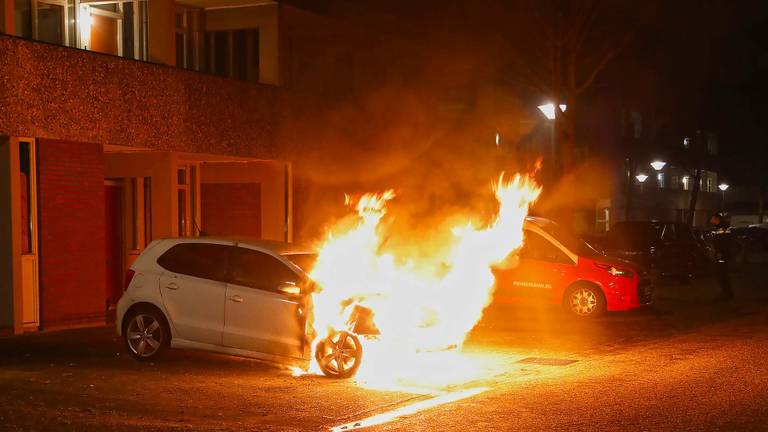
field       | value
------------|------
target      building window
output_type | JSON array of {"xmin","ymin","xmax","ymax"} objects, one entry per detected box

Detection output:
[
  {"xmin": 14, "ymin": 0, "xmax": 33, "ymax": 38},
  {"xmin": 19, "ymin": 140, "xmax": 37, "ymax": 255},
  {"xmin": 596, "ymin": 207, "xmax": 610, "ymax": 232},
  {"xmin": 707, "ymin": 134, "xmax": 718, "ymax": 155},
  {"xmin": 15, "ymin": 0, "xmax": 147, "ymax": 60},
  {"xmin": 33, "ymin": 0, "xmax": 72, "ymax": 45},
  {"xmin": 175, "ymin": 8, "xmax": 187, "ymax": 68},
  {"xmin": 204, "ymin": 28, "xmax": 260, "ymax": 82},
  {"xmin": 706, "ymin": 177, "xmax": 713, "ymax": 193},
  {"xmin": 682, "ymin": 176, "xmax": 690, "ymax": 191},
  {"xmin": 670, "ymin": 175, "xmax": 678, "ymax": 190},
  {"xmin": 176, "ymin": 164, "xmax": 200, "ymax": 237},
  {"xmin": 657, "ymin": 172, "xmax": 664, "ymax": 188},
  {"xmin": 175, "ymin": 6, "xmax": 201, "ymax": 70}
]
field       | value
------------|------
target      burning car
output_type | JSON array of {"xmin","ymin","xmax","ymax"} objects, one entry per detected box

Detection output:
[
  {"xmin": 118, "ymin": 172, "xmax": 545, "ymax": 380},
  {"xmin": 493, "ymin": 217, "xmax": 653, "ymax": 316},
  {"xmin": 116, "ymin": 237, "xmax": 370, "ymax": 378}
]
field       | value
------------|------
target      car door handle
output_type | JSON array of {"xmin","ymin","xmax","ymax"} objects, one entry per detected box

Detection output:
[
  {"xmin": 229, "ymin": 295, "xmax": 244, "ymax": 303},
  {"xmin": 165, "ymin": 282, "xmax": 179, "ymax": 290}
]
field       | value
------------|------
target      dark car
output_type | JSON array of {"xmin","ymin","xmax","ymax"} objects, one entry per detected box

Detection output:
[
  {"xmin": 729, "ymin": 224, "xmax": 768, "ymax": 264},
  {"xmin": 594, "ymin": 221, "xmax": 710, "ymax": 277}
]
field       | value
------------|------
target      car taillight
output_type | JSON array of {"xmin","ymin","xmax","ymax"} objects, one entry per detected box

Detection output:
[{"xmin": 124, "ymin": 269, "xmax": 136, "ymax": 291}]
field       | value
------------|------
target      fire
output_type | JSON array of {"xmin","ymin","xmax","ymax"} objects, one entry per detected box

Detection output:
[{"xmin": 306, "ymin": 173, "xmax": 541, "ymax": 387}]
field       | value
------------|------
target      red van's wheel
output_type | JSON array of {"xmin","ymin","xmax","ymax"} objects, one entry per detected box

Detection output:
[{"xmin": 564, "ymin": 283, "xmax": 606, "ymax": 317}]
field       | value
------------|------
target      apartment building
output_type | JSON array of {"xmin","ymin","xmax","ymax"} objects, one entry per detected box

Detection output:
[{"xmin": 0, "ymin": 0, "xmax": 292, "ymax": 334}]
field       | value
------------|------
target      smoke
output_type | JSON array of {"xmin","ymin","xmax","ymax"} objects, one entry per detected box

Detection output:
[{"xmin": 278, "ymin": 2, "xmax": 614, "ymax": 242}]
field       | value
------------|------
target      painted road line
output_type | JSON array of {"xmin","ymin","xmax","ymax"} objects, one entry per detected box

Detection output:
[{"xmin": 329, "ymin": 387, "xmax": 489, "ymax": 431}]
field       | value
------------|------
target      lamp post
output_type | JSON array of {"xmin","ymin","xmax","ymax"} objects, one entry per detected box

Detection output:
[
  {"xmin": 636, "ymin": 173, "xmax": 648, "ymax": 193},
  {"xmin": 718, "ymin": 183, "xmax": 729, "ymax": 209},
  {"xmin": 537, "ymin": 103, "xmax": 566, "ymax": 175},
  {"xmin": 649, "ymin": 160, "xmax": 666, "ymax": 190}
]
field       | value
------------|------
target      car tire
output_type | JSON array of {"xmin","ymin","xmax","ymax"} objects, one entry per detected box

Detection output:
[
  {"xmin": 563, "ymin": 283, "xmax": 606, "ymax": 318},
  {"xmin": 315, "ymin": 331, "xmax": 362, "ymax": 379},
  {"xmin": 123, "ymin": 307, "xmax": 170, "ymax": 361}
]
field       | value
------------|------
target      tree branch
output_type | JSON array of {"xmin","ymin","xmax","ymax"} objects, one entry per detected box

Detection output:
[
  {"xmin": 570, "ymin": 4, "xmax": 598, "ymax": 59},
  {"xmin": 573, "ymin": 32, "xmax": 632, "ymax": 96}
]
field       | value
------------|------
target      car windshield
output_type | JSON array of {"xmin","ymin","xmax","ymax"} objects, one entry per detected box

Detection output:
[
  {"xmin": 539, "ymin": 221, "xmax": 602, "ymax": 257},
  {"xmin": 284, "ymin": 253, "xmax": 318, "ymax": 273}
]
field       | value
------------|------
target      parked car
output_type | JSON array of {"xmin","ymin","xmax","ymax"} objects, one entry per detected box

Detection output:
[
  {"xmin": 117, "ymin": 238, "xmax": 369, "ymax": 378},
  {"xmin": 493, "ymin": 217, "xmax": 652, "ymax": 317},
  {"xmin": 592, "ymin": 221, "xmax": 711, "ymax": 278},
  {"xmin": 729, "ymin": 224, "xmax": 768, "ymax": 264}
]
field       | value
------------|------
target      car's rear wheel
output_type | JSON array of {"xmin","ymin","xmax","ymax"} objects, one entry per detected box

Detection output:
[
  {"xmin": 564, "ymin": 284, "xmax": 605, "ymax": 317},
  {"xmin": 123, "ymin": 308, "xmax": 169, "ymax": 360},
  {"xmin": 315, "ymin": 331, "xmax": 362, "ymax": 379}
]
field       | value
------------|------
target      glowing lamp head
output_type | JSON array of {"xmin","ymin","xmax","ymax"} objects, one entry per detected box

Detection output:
[
  {"xmin": 559, "ymin": 104, "xmax": 567, "ymax": 113},
  {"xmin": 650, "ymin": 161, "xmax": 666, "ymax": 171},
  {"xmin": 635, "ymin": 174, "xmax": 649, "ymax": 183},
  {"xmin": 537, "ymin": 103, "xmax": 556, "ymax": 120},
  {"xmin": 718, "ymin": 183, "xmax": 729, "ymax": 191}
]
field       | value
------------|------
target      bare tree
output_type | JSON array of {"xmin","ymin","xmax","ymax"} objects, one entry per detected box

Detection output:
[{"xmin": 499, "ymin": 0, "xmax": 654, "ymax": 174}]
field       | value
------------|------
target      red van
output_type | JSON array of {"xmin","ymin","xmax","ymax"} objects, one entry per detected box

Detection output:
[{"xmin": 493, "ymin": 217, "xmax": 652, "ymax": 317}]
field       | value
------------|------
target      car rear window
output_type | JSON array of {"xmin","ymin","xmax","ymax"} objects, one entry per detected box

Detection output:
[{"xmin": 156, "ymin": 243, "xmax": 231, "ymax": 282}]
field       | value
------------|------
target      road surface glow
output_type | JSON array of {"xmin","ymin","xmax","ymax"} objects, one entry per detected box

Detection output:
[{"xmin": 329, "ymin": 387, "xmax": 489, "ymax": 431}]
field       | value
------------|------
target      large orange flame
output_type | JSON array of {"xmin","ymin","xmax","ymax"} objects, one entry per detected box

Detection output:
[{"xmin": 307, "ymin": 173, "xmax": 541, "ymax": 387}]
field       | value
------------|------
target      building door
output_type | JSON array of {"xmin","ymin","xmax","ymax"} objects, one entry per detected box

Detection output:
[
  {"xmin": 19, "ymin": 139, "xmax": 40, "ymax": 329},
  {"xmin": 104, "ymin": 181, "xmax": 124, "ymax": 316}
]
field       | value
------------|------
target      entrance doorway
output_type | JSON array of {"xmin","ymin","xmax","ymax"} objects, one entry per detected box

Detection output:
[
  {"xmin": 19, "ymin": 139, "xmax": 40, "ymax": 330},
  {"xmin": 104, "ymin": 180, "xmax": 124, "ymax": 320}
]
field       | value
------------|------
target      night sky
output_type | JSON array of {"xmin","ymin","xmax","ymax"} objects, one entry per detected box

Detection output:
[
  {"xmin": 284, "ymin": 0, "xmax": 768, "ymax": 186},
  {"xmin": 637, "ymin": 1, "xmax": 768, "ymax": 183}
]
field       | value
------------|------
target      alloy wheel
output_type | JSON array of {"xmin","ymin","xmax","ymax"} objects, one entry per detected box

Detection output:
[
  {"xmin": 570, "ymin": 287, "xmax": 599, "ymax": 316},
  {"xmin": 126, "ymin": 314, "xmax": 164, "ymax": 358},
  {"xmin": 315, "ymin": 331, "xmax": 362, "ymax": 378}
]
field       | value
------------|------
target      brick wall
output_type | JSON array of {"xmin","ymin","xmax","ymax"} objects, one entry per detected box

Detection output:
[
  {"xmin": 201, "ymin": 183, "xmax": 262, "ymax": 238},
  {"xmin": 37, "ymin": 139, "xmax": 106, "ymax": 329},
  {"xmin": 0, "ymin": 34, "xmax": 281, "ymax": 159}
]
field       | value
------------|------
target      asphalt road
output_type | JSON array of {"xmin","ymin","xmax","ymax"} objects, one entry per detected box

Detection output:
[{"xmin": 1, "ymin": 271, "xmax": 767, "ymax": 431}]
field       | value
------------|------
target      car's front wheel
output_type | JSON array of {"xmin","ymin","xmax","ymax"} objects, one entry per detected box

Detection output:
[
  {"xmin": 564, "ymin": 284, "xmax": 606, "ymax": 317},
  {"xmin": 123, "ymin": 308, "xmax": 170, "ymax": 360},
  {"xmin": 315, "ymin": 331, "xmax": 362, "ymax": 378}
]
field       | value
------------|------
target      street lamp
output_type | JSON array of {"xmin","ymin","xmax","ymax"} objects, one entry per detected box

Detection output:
[
  {"xmin": 537, "ymin": 103, "xmax": 557, "ymax": 120},
  {"xmin": 718, "ymin": 183, "xmax": 729, "ymax": 209},
  {"xmin": 650, "ymin": 160, "xmax": 666, "ymax": 171},
  {"xmin": 537, "ymin": 103, "xmax": 566, "ymax": 120},
  {"xmin": 537, "ymin": 103, "xmax": 567, "ymax": 173},
  {"xmin": 636, "ymin": 173, "xmax": 648, "ymax": 192}
]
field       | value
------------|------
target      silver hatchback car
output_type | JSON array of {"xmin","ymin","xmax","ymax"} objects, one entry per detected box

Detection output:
[{"xmin": 117, "ymin": 237, "xmax": 368, "ymax": 378}]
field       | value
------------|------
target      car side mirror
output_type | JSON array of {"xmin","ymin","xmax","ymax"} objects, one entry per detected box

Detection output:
[{"xmin": 277, "ymin": 282, "xmax": 301, "ymax": 296}]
